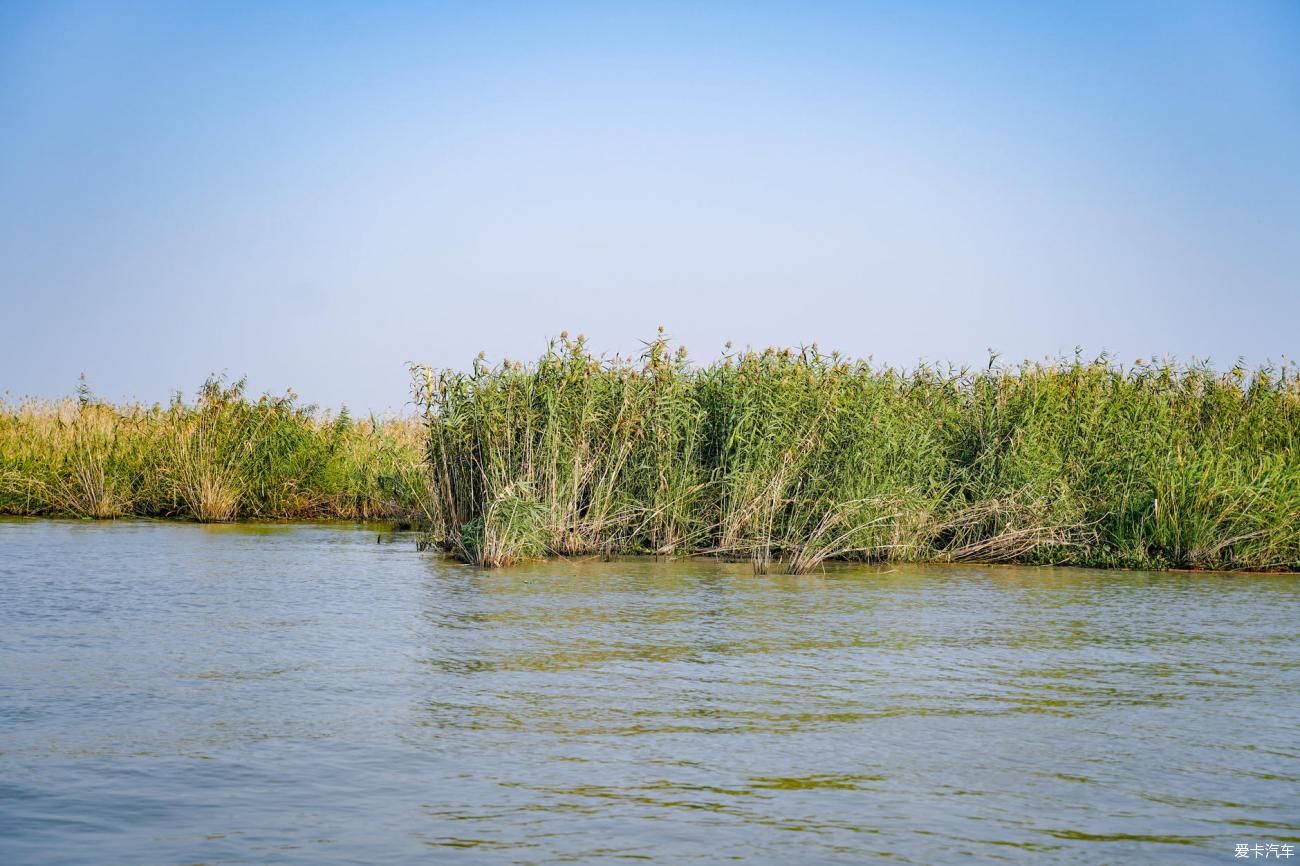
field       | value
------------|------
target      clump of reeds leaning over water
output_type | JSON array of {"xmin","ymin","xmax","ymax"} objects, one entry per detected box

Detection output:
[
  {"xmin": 412, "ymin": 332, "xmax": 1300, "ymax": 573},
  {"xmin": 0, "ymin": 377, "xmax": 432, "ymax": 523}
]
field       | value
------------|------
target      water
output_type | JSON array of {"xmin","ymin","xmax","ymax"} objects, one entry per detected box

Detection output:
[{"xmin": 1, "ymin": 520, "xmax": 1297, "ymax": 865}]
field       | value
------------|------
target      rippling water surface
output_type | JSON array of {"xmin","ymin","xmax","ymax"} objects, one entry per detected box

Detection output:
[{"xmin": 1, "ymin": 520, "xmax": 1297, "ymax": 864}]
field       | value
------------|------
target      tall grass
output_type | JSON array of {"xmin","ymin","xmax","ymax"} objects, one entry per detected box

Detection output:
[
  {"xmin": 0, "ymin": 377, "xmax": 432, "ymax": 523},
  {"xmin": 413, "ymin": 335, "xmax": 1300, "ymax": 572}
]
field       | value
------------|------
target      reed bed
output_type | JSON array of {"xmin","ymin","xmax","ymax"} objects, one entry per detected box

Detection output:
[
  {"xmin": 413, "ymin": 333, "xmax": 1300, "ymax": 572},
  {"xmin": 1, "ymin": 378, "xmax": 432, "ymax": 522}
]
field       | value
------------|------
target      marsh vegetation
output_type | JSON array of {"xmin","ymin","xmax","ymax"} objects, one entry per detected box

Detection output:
[
  {"xmin": 0, "ymin": 377, "xmax": 431, "ymax": 522},
  {"xmin": 6, "ymin": 337, "xmax": 1297, "ymax": 574},
  {"xmin": 413, "ymin": 332, "xmax": 1300, "ymax": 572}
]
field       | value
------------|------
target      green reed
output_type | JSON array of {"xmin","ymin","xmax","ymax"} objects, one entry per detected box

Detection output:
[
  {"xmin": 0, "ymin": 377, "xmax": 432, "ymax": 523},
  {"xmin": 413, "ymin": 335, "xmax": 1300, "ymax": 572}
]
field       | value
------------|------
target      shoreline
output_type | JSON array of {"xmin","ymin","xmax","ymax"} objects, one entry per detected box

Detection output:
[{"xmin": 4, "ymin": 515, "xmax": 1295, "ymax": 575}]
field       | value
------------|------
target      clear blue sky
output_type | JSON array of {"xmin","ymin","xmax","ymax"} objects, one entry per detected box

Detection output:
[{"xmin": 2, "ymin": 1, "xmax": 1297, "ymax": 411}]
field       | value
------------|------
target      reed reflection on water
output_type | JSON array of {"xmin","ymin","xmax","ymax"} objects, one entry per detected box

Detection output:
[{"xmin": 1, "ymin": 520, "xmax": 1297, "ymax": 865}]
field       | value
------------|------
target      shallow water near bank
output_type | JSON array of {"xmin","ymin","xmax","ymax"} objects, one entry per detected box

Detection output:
[{"xmin": 1, "ymin": 520, "xmax": 1297, "ymax": 865}]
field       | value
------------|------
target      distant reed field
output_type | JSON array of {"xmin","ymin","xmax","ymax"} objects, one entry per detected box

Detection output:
[
  {"xmin": 413, "ymin": 333, "xmax": 1300, "ymax": 572},
  {"xmin": 0, "ymin": 378, "xmax": 431, "ymax": 523}
]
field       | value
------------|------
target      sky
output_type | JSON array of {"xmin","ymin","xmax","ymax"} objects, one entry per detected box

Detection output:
[{"xmin": 2, "ymin": 0, "xmax": 1298, "ymax": 412}]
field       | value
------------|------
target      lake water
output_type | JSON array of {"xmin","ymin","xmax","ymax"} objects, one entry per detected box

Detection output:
[{"xmin": 1, "ymin": 520, "xmax": 1297, "ymax": 865}]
